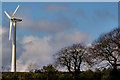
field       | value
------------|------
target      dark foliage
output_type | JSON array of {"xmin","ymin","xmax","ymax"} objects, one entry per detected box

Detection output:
[{"xmin": 2, "ymin": 69, "xmax": 120, "ymax": 80}]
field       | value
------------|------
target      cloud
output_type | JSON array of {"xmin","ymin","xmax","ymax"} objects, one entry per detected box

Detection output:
[
  {"xmin": 1, "ymin": 27, "xmax": 24, "ymax": 68},
  {"xmin": 16, "ymin": 29, "xmax": 90, "ymax": 71},
  {"xmin": 17, "ymin": 16, "xmax": 72, "ymax": 34},
  {"xmin": 0, "ymin": 27, "xmax": 5, "ymax": 71},
  {"xmin": 95, "ymin": 10, "xmax": 117, "ymax": 20},
  {"xmin": 40, "ymin": 3, "xmax": 68, "ymax": 12},
  {"xmin": 51, "ymin": 29, "xmax": 90, "ymax": 48},
  {"xmin": 16, "ymin": 36, "xmax": 53, "ymax": 71},
  {"xmin": 1, "ymin": 27, "xmax": 11, "ymax": 66},
  {"xmin": 11, "ymin": 3, "xmax": 72, "ymax": 34},
  {"xmin": 57, "ymin": 29, "xmax": 90, "ymax": 43},
  {"xmin": 0, "ymin": 27, "xmax": 7, "ymax": 36}
]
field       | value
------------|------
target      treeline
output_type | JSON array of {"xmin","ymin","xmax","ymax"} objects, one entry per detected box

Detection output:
[{"xmin": 2, "ymin": 68, "xmax": 120, "ymax": 80}]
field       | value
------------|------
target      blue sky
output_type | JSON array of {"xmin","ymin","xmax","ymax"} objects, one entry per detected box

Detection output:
[
  {"xmin": 2, "ymin": 2, "xmax": 118, "ymax": 71},
  {"xmin": 2, "ymin": 2, "xmax": 118, "ymax": 41}
]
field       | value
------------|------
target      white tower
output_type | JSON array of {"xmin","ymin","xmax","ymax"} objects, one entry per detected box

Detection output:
[{"xmin": 4, "ymin": 5, "xmax": 22, "ymax": 72}]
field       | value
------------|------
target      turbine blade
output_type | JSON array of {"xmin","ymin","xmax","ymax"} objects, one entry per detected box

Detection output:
[
  {"xmin": 4, "ymin": 11, "xmax": 11, "ymax": 19},
  {"xmin": 9, "ymin": 20, "xmax": 12, "ymax": 40},
  {"xmin": 12, "ymin": 5, "xmax": 20, "ymax": 17}
]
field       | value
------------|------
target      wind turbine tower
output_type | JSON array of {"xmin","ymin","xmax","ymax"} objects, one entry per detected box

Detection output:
[{"xmin": 4, "ymin": 5, "xmax": 22, "ymax": 72}]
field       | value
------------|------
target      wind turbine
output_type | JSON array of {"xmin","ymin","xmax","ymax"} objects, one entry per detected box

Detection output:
[{"xmin": 4, "ymin": 5, "xmax": 22, "ymax": 72}]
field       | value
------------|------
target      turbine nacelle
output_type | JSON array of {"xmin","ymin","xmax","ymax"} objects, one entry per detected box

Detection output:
[{"xmin": 11, "ymin": 18, "xmax": 22, "ymax": 22}]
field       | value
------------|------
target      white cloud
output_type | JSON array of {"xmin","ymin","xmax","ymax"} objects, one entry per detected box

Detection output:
[
  {"xmin": 2, "ymin": 27, "xmax": 24, "ymax": 69},
  {"xmin": 16, "ymin": 29, "xmax": 90, "ymax": 71},
  {"xmin": 12, "ymin": 5, "xmax": 72, "ymax": 34},
  {"xmin": 17, "ymin": 16, "xmax": 72, "ymax": 34},
  {"xmin": 0, "ymin": 27, "xmax": 7, "ymax": 36},
  {"xmin": 0, "ymin": 27, "xmax": 4, "ymax": 71},
  {"xmin": 55, "ymin": 29, "xmax": 90, "ymax": 44},
  {"xmin": 16, "ymin": 36, "xmax": 52, "ymax": 71},
  {"xmin": 1, "ymin": 26, "xmax": 90, "ymax": 72},
  {"xmin": 0, "ymin": 27, "xmax": 11, "ymax": 67},
  {"xmin": 51, "ymin": 29, "xmax": 91, "ymax": 50}
]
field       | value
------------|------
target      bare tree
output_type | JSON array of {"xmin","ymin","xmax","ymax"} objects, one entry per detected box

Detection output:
[
  {"xmin": 54, "ymin": 43, "xmax": 89, "ymax": 74},
  {"xmin": 91, "ymin": 28, "xmax": 120, "ymax": 69}
]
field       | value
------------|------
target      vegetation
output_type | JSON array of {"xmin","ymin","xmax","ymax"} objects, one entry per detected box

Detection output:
[
  {"xmin": 40, "ymin": 64, "xmax": 58, "ymax": 73},
  {"xmin": 2, "ymin": 68, "xmax": 120, "ymax": 80}
]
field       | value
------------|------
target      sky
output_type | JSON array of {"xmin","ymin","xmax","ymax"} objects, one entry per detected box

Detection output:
[{"xmin": 1, "ymin": 2, "xmax": 118, "ymax": 71}]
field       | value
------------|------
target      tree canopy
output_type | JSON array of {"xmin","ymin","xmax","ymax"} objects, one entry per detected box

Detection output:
[
  {"xmin": 91, "ymin": 27, "xmax": 120, "ymax": 69},
  {"xmin": 54, "ymin": 43, "xmax": 90, "ymax": 74}
]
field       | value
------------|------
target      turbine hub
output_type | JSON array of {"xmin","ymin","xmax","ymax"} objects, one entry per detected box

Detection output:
[{"xmin": 11, "ymin": 18, "xmax": 22, "ymax": 22}]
